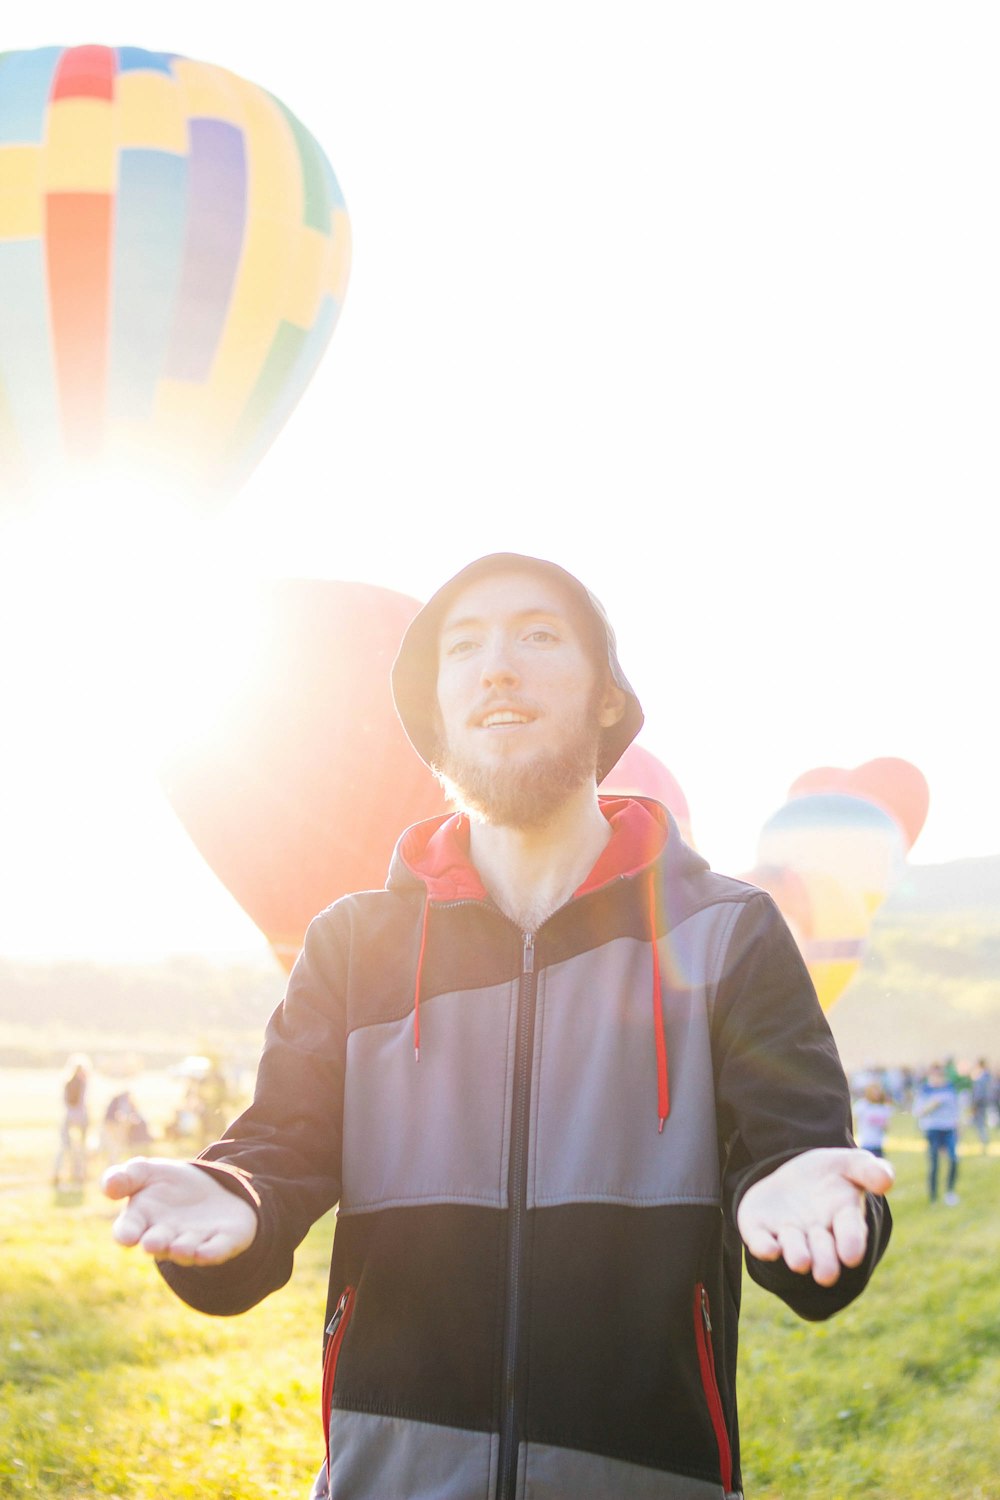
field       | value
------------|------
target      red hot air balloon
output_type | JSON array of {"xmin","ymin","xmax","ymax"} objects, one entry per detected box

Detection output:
[
  {"xmin": 599, "ymin": 741, "xmax": 694, "ymax": 845},
  {"xmin": 160, "ymin": 579, "xmax": 447, "ymax": 971}
]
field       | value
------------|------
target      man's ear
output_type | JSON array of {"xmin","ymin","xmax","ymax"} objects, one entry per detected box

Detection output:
[{"xmin": 597, "ymin": 682, "xmax": 627, "ymax": 729}]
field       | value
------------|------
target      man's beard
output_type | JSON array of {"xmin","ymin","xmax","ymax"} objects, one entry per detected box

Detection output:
[{"xmin": 431, "ymin": 712, "xmax": 601, "ymax": 830}]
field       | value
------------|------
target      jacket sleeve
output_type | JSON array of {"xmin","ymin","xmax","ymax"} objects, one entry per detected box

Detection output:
[
  {"xmin": 711, "ymin": 892, "xmax": 892, "ymax": 1322},
  {"xmin": 158, "ymin": 905, "xmax": 349, "ymax": 1316}
]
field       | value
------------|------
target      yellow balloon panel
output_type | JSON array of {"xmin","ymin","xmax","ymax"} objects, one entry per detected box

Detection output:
[
  {"xmin": 808, "ymin": 958, "xmax": 862, "ymax": 1013},
  {"xmin": 0, "ymin": 146, "xmax": 44, "ymax": 236},
  {"xmin": 116, "ymin": 73, "xmax": 187, "ymax": 153}
]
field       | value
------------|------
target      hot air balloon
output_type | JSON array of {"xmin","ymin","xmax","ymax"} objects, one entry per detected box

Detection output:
[
  {"xmin": 757, "ymin": 792, "xmax": 907, "ymax": 919},
  {"xmin": 0, "ymin": 45, "xmax": 350, "ymax": 500},
  {"xmin": 787, "ymin": 758, "xmax": 929, "ymax": 852},
  {"xmin": 744, "ymin": 864, "xmax": 870, "ymax": 1012},
  {"xmin": 160, "ymin": 580, "xmax": 447, "ymax": 970},
  {"xmin": 749, "ymin": 755, "xmax": 929, "ymax": 1011},
  {"xmin": 599, "ymin": 741, "xmax": 694, "ymax": 844}
]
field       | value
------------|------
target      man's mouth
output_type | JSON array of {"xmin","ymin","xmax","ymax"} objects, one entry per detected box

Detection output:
[{"xmin": 478, "ymin": 709, "xmax": 533, "ymax": 728}]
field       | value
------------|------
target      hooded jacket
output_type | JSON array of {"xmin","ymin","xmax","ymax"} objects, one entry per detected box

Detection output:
[{"xmin": 160, "ymin": 797, "xmax": 890, "ymax": 1500}]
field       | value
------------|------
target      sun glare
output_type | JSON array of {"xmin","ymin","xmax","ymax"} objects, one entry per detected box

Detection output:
[
  {"xmin": 0, "ymin": 480, "xmax": 288, "ymax": 958},
  {"xmin": 3, "ymin": 479, "xmax": 272, "ymax": 771}
]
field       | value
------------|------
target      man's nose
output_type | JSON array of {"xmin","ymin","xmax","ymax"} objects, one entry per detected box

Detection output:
[{"xmin": 480, "ymin": 639, "xmax": 519, "ymax": 688}]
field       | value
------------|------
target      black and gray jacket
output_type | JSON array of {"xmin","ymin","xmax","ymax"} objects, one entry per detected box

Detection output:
[{"xmin": 161, "ymin": 797, "xmax": 891, "ymax": 1500}]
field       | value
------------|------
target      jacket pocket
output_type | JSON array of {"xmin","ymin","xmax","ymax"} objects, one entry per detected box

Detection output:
[
  {"xmin": 322, "ymin": 1286, "xmax": 356, "ymax": 1479},
  {"xmin": 693, "ymin": 1282, "xmax": 733, "ymax": 1495}
]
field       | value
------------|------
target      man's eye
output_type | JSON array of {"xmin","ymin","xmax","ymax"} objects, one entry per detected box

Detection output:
[
  {"xmin": 445, "ymin": 638, "xmax": 477, "ymax": 655},
  {"xmin": 526, "ymin": 629, "xmax": 557, "ymax": 643}
]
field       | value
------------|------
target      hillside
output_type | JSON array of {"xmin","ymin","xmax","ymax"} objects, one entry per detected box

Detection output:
[
  {"xmin": 828, "ymin": 852, "xmax": 1000, "ymax": 1071},
  {"xmin": 0, "ymin": 952, "xmax": 282, "ymax": 1067},
  {"xmin": 2, "ymin": 854, "xmax": 998, "ymax": 1070},
  {"xmin": 880, "ymin": 851, "xmax": 1000, "ymax": 918}
]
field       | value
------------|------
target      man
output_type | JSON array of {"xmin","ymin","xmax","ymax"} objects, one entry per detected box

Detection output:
[
  {"xmin": 914, "ymin": 1062, "xmax": 961, "ymax": 1203},
  {"xmin": 104, "ymin": 553, "xmax": 893, "ymax": 1500}
]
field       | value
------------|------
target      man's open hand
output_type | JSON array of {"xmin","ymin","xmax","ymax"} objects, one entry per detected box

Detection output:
[
  {"xmin": 736, "ymin": 1147, "xmax": 894, "ymax": 1287},
  {"xmin": 101, "ymin": 1157, "xmax": 258, "ymax": 1267}
]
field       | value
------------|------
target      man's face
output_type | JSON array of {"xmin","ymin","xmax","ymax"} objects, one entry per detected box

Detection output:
[{"xmin": 432, "ymin": 569, "xmax": 623, "ymax": 827}]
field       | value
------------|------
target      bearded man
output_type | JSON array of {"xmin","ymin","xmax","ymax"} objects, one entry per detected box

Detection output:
[{"xmin": 104, "ymin": 553, "xmax": 893, "ymax": 1500}]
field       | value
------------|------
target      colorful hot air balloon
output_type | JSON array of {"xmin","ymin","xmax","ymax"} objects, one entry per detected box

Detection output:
[
  {"xmin": 599, "ymin": 741, "xmax": 694, "ymax": 845},
  {"xmin": 0, "ymin": 45, "xmax": 350, "ymax": 500},
  {"xmin": 787, "ymin": 758, "xmax": 929, "ymax": 852},
  {"xmin": 757, "ymin": 792, "xmax": 907, "ymax": 919},
  {"xmin": 745, "ymin": 864, "xmax": 870, "ymax": 1012},
  {"xmin": 160, "ymin": 580, "xmax": 447, "ymax": 971},
  {"xmin": 749, "ymin": 756, "xmax": 929, "ymax": 1011}
]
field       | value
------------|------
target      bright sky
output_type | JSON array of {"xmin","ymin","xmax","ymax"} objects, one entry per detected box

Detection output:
[{"xmin": 1, "ymin": 3, "xmax": 996, "ymax": 961}]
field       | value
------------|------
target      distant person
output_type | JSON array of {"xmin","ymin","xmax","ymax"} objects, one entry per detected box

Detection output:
[
  {"xmin": 53, "ymin": 1055, "xmax": 90, "ymax": 1189},
  {"xmin": 970, "ymin": 1059, "xmax": 993, "ymax": 1154},
  {"xmin": 102, "ymin": 552, "xmax": 893, "ymax": 1499},
  {"xmin": 102, "ymin": 1091, "xmax": 152, "ymax": 1163},
  {"xmin": 853, "ymin": 1081, "xmax": 893, "ymax": 1158},
  {"xmin": 165, "ymin": 1087, "xmax": 205, "ymax": 1144},
  {"xmin": 196, "ymin": 1063, "xmax": 230, "ymax": 1147},
  {"xmin": 914, "ymin": 1062, "xmax": 961, "ymax": 1204}
]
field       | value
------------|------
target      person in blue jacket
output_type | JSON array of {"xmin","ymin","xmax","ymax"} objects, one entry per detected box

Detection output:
[{"xmin": 914, "ymin": 1061, "xmax": 961, "ymax": 1204}]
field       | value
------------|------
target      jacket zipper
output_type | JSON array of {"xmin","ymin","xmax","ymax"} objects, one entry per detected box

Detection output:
[
  {"xmin": 321, "ymin": 1286, "xmax": 355, "ymax": 1482},
  {"xmin": 693, "ymin": 1282, "xmax": 733, "ymax": 1494},
  {"xmin": 496, "ymin": 930, "xmax": 536, "ymax": 1500}
]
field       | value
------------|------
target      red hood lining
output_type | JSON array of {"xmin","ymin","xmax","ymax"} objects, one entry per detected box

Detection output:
[{"xmin": 399, "ymin": 797, "xmax": 670, "ymax": 906}]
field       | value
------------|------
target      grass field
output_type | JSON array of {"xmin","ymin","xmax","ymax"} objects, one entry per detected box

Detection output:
[{"xmin": 2, "ymin": 1073, "xmax": 999, "ymax": 1499}]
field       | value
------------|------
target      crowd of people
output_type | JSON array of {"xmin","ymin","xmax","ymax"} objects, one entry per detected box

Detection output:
[
  {"xmin": 851, "ymin": 1057, "xmax": 996, "ymax": 1206},
  {"xmin": 52, "ymin": 1054, "xmax": 236, "ymax": 1191}
]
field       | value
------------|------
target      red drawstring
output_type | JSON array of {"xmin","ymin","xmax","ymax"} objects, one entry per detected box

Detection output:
[
  {"xmin": 413, "ymin": 897, "xmax": 430, "ymax": 1061},
  {"xmin": 649, "ymin": 877, "xmax": 669, "ymax": 1131}
]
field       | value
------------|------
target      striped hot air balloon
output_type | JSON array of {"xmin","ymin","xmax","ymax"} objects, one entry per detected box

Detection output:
[
  {"xmin": 0, "ymin": 45, "xmax": 350, "ymax": 501},
  {"xmin": 746, "ymin": 757, "xmax": 929, "ymax": 1011}
]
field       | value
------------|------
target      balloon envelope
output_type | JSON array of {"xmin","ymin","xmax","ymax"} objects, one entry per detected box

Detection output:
[
  {"xmin": 787, "ymin": 758, "xmax": 929, "ymax": 851},
  {"xmin": 0, "ymin": 45, "xmax": 350, "ymax": 500},
  {"xmin": 743, "ymin": 864, "xmax": 870, "ymax": 1012},
  {"xmin": 161, "ymin": 580, "xmax": 447, "ymax": 970},
  {"xmin": 599, "ymin": 742, "xmax": 694, "ymax": 844},
  {"xmin": 758, "ymin": 792, "xmax": 906, "ymax": 918}
]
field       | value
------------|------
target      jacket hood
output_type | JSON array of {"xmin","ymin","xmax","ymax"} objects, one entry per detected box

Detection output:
[
  {"xmin": 387, "ymin": 795, "xmax": 707, "ymax": 902},
  {"xmin": 390, "ymin": 552, "xmax": 644, "ymax": 783}
]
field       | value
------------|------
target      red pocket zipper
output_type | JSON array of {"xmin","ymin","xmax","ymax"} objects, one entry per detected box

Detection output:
[
  {"xmin": 693, "ymin": 1282, "xmax": 733, "ymax": 1494},
  {"xmin": 321, "ymin": 1286, "xmax": 356, "ymax": 1480}
]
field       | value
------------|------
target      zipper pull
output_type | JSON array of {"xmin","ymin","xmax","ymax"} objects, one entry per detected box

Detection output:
[
  {"xmin": 523, "ymin": 931, "xmax": 535, "ymax": 974},
  {"xmin": 326, "ymin": 1288, "xmax": 350, "ymax": 1338},
  {"xmin": 700, "ymin": 1285, "xmax": 712, "ymax": 1333}
]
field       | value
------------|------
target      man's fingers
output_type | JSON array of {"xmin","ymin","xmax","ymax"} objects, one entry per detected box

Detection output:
[
  {"xmin": 101, "ymin": 1156, "xmax": 155, "ymax": 1200},
  {"xmin": 111, "ymin": 1203, "xmax": 149, "ymax": 1247},
  {"xmin": 844, "ymin": 1150, "xmax": 895, "ymax": 1196},
  {"xmin": 740, "ymin": 1222, "xmax": 782, "ymax": 1262},
  {"xmin": 805, "ymin": 1226, "xmax": 840, "ymax": 1286},
  {"xmin": 831, "ymin": 1203, "xmax": 869, "ymax": 1269},
  {"xmin": 192, "ymin": 1230, "xmax": 244, "ymax": 1266},
  {"xmin": 144, "ymin": 1227, "xmax": 205, "ymax": 1265},
  {"xmin": 776, "ymin": 1225, "xmax": 811, "ymax": 1274},
  {"xmin": 138, "ymin": 1222, "xmax": 179, "ymax": 1257}
]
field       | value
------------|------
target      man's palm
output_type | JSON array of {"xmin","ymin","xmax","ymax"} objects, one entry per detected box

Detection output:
[
  {"xmin": 102, "ymin": 1157, "xmax": 258, "ymax": 1267},
  {"xmin": 737, "ymin": 1147, "xmax": 893, "ymax": 1287}
]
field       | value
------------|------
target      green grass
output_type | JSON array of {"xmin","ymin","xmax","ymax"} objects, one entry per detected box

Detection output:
[
  {"xmin": 1, "ymin": 1188, "xmax": 333, "ymax": 1499},
  {"xmin": 738, "ymin": 1122, "xmax": 1000, "ymax": 1499},
  {"xmin": 3, "ymin": 1113, "xmax": 1000, "ymax": 1498}
]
